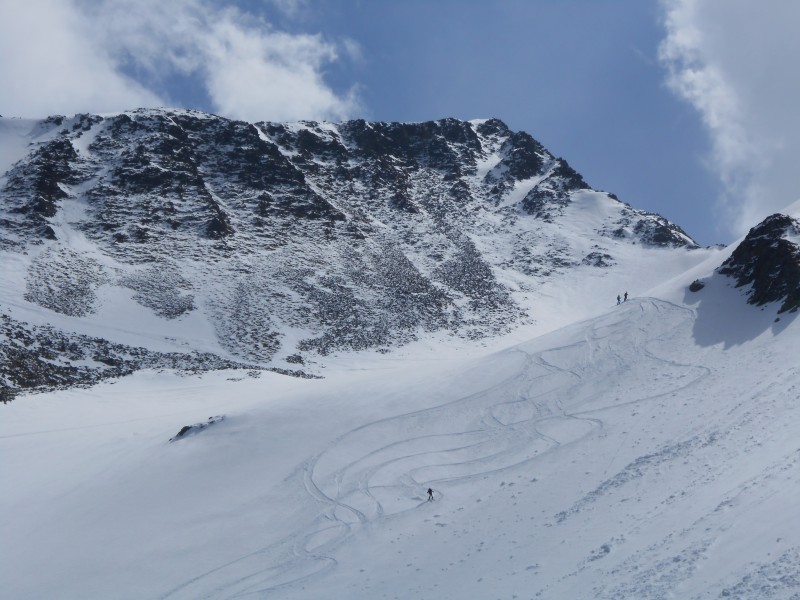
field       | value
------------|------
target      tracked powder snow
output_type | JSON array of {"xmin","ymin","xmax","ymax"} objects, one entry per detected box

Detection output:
[{"xmin": 4, "ymin": 283, "xmax": 800, "ymax": 598}]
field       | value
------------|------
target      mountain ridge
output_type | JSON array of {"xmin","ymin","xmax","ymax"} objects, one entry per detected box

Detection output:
[{"xmin": 1, "ymin": 109, "xmax": 704, "ymax": 393}]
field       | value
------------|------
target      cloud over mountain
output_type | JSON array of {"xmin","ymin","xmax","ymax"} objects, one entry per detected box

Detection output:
[
  {"xmin": 659, "ymin": 0, "xmax": 800, "ymax": 238},
  {"xmin": 0, "ymin": 0, "xmax": 359, "ymax": 121}
]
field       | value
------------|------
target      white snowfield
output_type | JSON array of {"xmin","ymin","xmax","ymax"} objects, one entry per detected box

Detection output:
[{"xmin": 4, "ymin": 266, "xmax": 800, "ymax": 599}]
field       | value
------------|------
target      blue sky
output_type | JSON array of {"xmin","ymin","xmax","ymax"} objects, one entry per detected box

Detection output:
[
  {"xmin": 2, "ymin": 1, "xmax": 799, "ymax": 246},
  {"xmin": 296, "ymin": 0, "xmax": 720, "ymax": 244}
]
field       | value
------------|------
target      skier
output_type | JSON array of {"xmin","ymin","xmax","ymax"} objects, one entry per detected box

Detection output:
[
  {"xmin": 427, "ymin": 488, "xmax": 434, "ymax": 501},
  {"xmin": 616, "ymin": 295, "xmax": 621, "ymax": 305},
  {"xmin": 623, "ymin": 291, "xmax": 628, "ymax": 302}
]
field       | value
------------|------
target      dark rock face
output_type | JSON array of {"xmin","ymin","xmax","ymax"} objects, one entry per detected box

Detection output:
[
  {"xmin": 582, "ymin": 251, "xmax": 615, "ymax": 268},
  {"xmin": 689, "ymin": 279, "xmax": 705, "ymax": 292},
  {"xmin": 3, "ymin": 138, "xmax": 81, "ymax": 242},
  {"xmin": 170, "ymin": 416, "xmax": 224, "ymax": 442},
  {"xmin": 718, "ymin": 214, "xmax": 800, "ymax": 313},
  {"xmin": 0, "ymin": 109, "xmax": 698, "ymax": 392},
  {"xmin": 633, "ymin": 215, "xmax": 694, "ymax": 247},
  {"xmin": 521, "ymin": 158, "xmax": 590, "ymax": 221},
  {"xmin": 0, "ymin": 313, "xmax": 314, "ymax": 397},
  {"xmin": 603, "ymin": 206, "xmax": 697, "ymax": 248}
]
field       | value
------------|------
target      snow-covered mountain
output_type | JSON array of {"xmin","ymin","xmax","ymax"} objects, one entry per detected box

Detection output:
[
  {"xmin": 3, "ymin": 219, "xmax": 800, "ymax": 598},
  {"xmin": 4, "ymin": 111, "xmax": 800, "ymax": 599},
  {"xmin": 1, "ymin": 110, "xmax": 701, "ymax": 394}
]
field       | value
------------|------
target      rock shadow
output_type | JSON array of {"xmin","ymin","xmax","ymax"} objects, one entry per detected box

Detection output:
[{"xmin": 684, "ymin": 273, "xmax": 797, "ymax": 348}]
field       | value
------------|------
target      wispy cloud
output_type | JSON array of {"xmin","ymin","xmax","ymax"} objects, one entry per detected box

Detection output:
[
  {"xmin": 0, "ymin": 0, "xmax": 163, "ymax": 118},
  {"xmin": 659, "ymin": 0, "xmax": 800, "ymax": 237},
  {"xmin": 0, "ymin": 0, "xmax": 360, "ymax": 122}
]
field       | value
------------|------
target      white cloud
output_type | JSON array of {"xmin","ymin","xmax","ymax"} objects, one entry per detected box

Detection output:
[
  {"xmin": 659, "ymin": 0, "xmax": 800, "ymax": 237},
  {"xmin": 201, "ymin": 23, "xmax": 358, "ymax": 122},
  {"xmin": 0, "ymin": 0, "xmax": 164, "ymax": 118},
  {"xmin": 0, "ymin": 0, "xmax": 360, "ymax": 122}
]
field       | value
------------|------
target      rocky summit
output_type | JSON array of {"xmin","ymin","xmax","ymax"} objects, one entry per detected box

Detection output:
[
  {"xmin": 717, "ymin": 213, "xmax": 800, "ymax": 313},
  {"xmin": 0, "ymin": 109, "xmax": 699, "ymax": 392}
]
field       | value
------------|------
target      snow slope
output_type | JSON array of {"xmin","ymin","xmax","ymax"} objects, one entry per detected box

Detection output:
[{"xmin": 3, "ymin": 274, "xmax": 800, "ymax": 598}]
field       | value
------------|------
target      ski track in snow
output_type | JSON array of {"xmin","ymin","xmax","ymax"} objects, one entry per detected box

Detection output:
[{"xmin": 163, "ymin": 299, "xmax": 713, "ymax": 599}]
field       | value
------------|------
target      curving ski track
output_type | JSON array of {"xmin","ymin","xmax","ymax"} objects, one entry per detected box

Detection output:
[{"xmin": 163, "ymin": 299, "xmax": 708, "ymax": 599}]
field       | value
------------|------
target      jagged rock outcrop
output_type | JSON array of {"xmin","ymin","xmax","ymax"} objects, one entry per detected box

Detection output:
[
  {"xmin": 0, "ymin": 312, "xmax": 314, "ymax": 395},
  {"xmin": 718, "ymin": 213, "xmax": 800, "ymax": 313}
]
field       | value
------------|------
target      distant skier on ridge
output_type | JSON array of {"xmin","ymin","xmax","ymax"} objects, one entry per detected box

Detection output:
[
  {"xmin": 624, "ymin": 291, "xmax": 628, "ymax": 302},
  {"xmin": 617, "ymin": 295, "xmax": 621, "ymax": 305}
]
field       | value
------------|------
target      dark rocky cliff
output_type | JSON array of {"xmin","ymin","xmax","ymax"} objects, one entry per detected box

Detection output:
[{"xmin": 718, "ymin": 213, "xmax": 800, "ymax": 313}]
